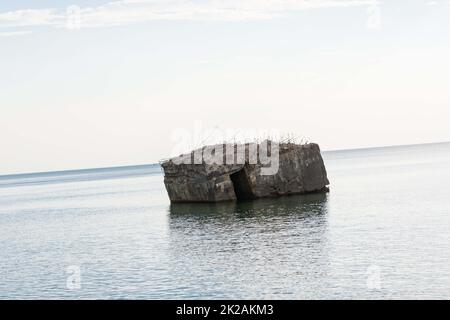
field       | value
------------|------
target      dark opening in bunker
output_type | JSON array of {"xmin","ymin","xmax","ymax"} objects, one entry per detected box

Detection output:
[{"xmin": 230, "ymin": 169, "xmax": 254, "ymax": 201}]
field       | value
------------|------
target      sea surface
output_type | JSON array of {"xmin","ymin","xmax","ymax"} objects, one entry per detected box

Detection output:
[{"xmin": 1, "ymin": 143, "xmax": 450, "ymax": 299}]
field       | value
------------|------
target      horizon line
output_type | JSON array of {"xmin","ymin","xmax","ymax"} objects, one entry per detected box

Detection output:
[
  {"xmin": 322, "ymin": 140, "xmax": 450, "ymax": 153},
  {"xmin": 1, "ymin": 140, "xmax": 449, "ymax": 178}
]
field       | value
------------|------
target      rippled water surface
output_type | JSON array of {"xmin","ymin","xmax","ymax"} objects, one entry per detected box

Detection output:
[{"xmin": 1, "ymin": 143, "xmax": 450, "ymax": 299}]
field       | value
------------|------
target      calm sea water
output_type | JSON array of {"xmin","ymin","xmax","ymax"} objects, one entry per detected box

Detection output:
[{"xmin": 1, "ymin": 143, "xmax": 450, "ymax": 299}]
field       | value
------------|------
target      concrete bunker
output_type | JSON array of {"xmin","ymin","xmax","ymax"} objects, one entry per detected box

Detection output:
[{"xmin": 161, "ymin": 142, "xmax": 329, "ymax": 203}]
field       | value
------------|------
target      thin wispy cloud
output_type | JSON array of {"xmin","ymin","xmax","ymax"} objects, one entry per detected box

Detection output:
[
  {"xmin": 0, "ymin": 9, "xmax": 61, "ymax": 28},
  {"xmin": 0, "ymin": 30, "xmax": 33, "ymax": 37},
  {"xmin": 0, "ymin": 0, "xmax": 379, "ymax": 30}
]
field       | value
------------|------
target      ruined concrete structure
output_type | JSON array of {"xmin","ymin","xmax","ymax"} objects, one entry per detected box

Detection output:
[{"xmin": 161, "ymin": 142, "xmax": 329, "ymax": 203}]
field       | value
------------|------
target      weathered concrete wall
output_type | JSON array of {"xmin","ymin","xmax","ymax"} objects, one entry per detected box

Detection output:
[{"xmin": 161, "ymin": 142, "xmax": 329, "ymax": 203}]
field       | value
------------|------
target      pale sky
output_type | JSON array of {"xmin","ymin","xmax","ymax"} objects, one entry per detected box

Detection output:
[{"xmin": 1, "ymin": 0, "xmax": 450, "ymax": 174}]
